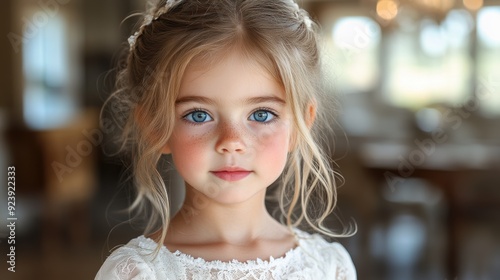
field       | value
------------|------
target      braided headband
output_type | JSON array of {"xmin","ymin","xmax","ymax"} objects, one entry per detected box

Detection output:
[
  {"xmin": 127, "ymin": 0, "xmax": 180, "ymax": 50},
  {"xmin": 127, "ymin": 0, "xmax": 312, "ymax": 51}
]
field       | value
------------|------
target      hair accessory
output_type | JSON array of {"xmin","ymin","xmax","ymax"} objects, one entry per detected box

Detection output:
[
  {"xmin": 128, "ymin": 0, "xmax": 311, "ymax": 51},
  {"xmin": 289, "ymin": 0, "xmax": 313, "ymax": 30},
  {"xmin": 303, "ymin": 15, "xmax": 313, "ymax": 29},
  {"xmin": 128, "ymin": 0, "xmax": 180, "ymax": 51}
]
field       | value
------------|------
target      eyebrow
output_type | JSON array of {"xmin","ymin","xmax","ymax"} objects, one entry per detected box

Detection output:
[
  {"xmin": 175, "ymin": 96, "xmax": 216, "ymax": 106},
  {"xmin": 175, "ymin": 95, "xmax": 286, "ymax": 106}
]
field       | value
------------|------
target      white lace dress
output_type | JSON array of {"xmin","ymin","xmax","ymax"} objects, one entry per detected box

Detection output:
[{"xmin": 95, "ymin": 229, "xmax": 356, "ymax": 279}]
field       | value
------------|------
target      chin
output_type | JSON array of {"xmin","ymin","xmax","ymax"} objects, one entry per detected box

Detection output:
[{"xmin": 208, "ymin": 187, "xmax": 266, "ymax": 206}]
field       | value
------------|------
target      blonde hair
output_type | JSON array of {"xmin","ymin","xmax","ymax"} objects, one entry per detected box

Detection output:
[{"xmin": 103, "ymin": 0, "xmax": 351, "ymax": 255}]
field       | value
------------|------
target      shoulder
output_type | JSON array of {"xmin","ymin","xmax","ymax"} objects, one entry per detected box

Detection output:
[
  {"xmin": 95, "ymin": 236, "xmax": 179, "ymax": 280},
  {"xmin": 295, "ymin": 229, "xmax": 357, "ymax": 280}
]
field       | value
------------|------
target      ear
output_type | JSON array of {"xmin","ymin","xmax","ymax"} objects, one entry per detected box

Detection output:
[
  {"xmin": 288, "ymin": 100, "xmax": 317, "ymax": 152},
  {"xmin": 161, "ymin": 142, "xmax": 171, "ymax": 154},
  {"xmin": 305, "ymin": 100, "xmax": 317, "ymax": 129}
]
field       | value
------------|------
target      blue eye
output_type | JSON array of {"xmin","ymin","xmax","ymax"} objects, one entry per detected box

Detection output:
[
  {"xmin": 249, "ymin": 110, "xmax": 275, "ymax": 123},
  {"xmin": 184, "ymin": 111, "xmax": 213, "ymax": 123}
]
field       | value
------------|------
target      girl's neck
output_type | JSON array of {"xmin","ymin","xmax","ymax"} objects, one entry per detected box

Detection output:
[
  {"xmin": 166, "ymin": 186, "xmax": 289, "ymax": 246},
  {"xmin": 156, "ymin": 186, "xmax": 298, "ymax": 262}
]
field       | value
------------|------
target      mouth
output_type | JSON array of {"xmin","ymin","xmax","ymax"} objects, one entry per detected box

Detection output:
[{"xmin": 210, "ymin": 168, "xmax": 252, "ymax": 182}]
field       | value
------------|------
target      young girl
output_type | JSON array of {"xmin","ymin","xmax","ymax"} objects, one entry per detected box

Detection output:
[{"xmin": 96, "ymin": 0, "xmax": 356, "ymax": 279}]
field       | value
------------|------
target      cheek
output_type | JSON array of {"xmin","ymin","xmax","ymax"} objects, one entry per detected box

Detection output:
[
  {"xmin": 169, "ymin": 127, "xmax": 212, "ymax": 170},
  {"xmin": 171, "ymin": 124, "xmax": 212, "ymax": 149},
  {"xmin": 254, "ymin": 123, "xmax": 291, "ymax": 159}
]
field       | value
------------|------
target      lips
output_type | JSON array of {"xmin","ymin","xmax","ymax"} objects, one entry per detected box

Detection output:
[{"xmin": 211, "ymin": 168, "xmax": 252, "ymax": 181}]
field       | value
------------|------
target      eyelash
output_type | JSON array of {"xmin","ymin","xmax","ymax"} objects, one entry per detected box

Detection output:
[
  {"xmin": 252, "ymin": 107, "xmax": 279, "ymax": 125},
  {"xmin": 181, "ymin": 107, "xmax": 279, "ymax": 125},
  {"xmin": 181, "ymin": 107, "xmax": 209, "ymax": 125}
]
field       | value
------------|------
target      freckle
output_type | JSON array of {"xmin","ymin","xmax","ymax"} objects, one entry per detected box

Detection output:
[{"xmin": 191, "ymin": 130, "xmax": 210, "ymax": 143}]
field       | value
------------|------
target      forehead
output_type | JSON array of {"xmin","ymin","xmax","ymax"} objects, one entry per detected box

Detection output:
[
  {"xmin": 188, "ymin": 43, "xmax": 281, "ymax": 83},
  {"xmin": 178, "ymin": 49, "xmax": 284, "ymax": 100}
]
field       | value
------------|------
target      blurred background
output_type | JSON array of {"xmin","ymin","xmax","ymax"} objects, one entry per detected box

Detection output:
[{"xmin": 0, "ymin": 0, "xmax": 499, "ymax": 279}]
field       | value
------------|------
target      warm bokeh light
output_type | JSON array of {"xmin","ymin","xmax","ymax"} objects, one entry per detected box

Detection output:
[
  {"xmin": 463, "ymin": 0, "xmax": 483, "ymax": 11},
  {"xmin": 377, "ymin": 0, "xmax": 399, "ymax": 21},
  {"xmin": 421, "ymin": 0, "xmax": 456, "ymax": 12}
]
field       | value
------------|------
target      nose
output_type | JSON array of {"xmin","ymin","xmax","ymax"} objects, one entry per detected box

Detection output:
[{"xmin": 215, "ymin": 122, "xmax": 246, "ymax": 154}]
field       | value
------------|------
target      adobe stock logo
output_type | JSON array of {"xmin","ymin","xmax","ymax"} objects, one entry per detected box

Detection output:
[
  {"xmin": 51, "ymin": 128, "xmax": 104, "ymax": 182},
  {"xmin": 7, "ymin": 0, "xmax": 71, "ymax": 53},
  {"xmin": 49, "ymin": 64, "xmax": 172, "ymax": 183},
  {"xmin": 384, "ymin": 76, "xmax": 498, "ymax": 190}
]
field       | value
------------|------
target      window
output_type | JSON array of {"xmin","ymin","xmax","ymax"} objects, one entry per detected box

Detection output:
[
  {"xmin": 384, "ymin": 10, "xmax": 473, "ymax": 109},
  {"xmin": 476, "ymin": 6, "xmax": 500, "ymax": 117},
  {"xmin": 22, "ymin": 12, "xmax": 78, "ymax": 129},
  {"xmin": 324, "ymin": 16, "xmax": 381, "ymax": 94}
]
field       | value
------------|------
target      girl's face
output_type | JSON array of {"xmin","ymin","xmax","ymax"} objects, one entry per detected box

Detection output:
[{"xmin": 164, "ymin": 50, "xmax": 293, "ymax": 205}]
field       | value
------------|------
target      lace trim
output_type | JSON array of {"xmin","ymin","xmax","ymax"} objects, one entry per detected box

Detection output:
[
  {"xmin": 97, "ymin": 229, "xmax": 356, "ymax": 279},
  {"xmin": 134, "ymin": 233, "xmax": 304, "ymax": 270}
]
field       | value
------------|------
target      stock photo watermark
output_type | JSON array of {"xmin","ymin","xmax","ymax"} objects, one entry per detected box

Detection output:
[
  {"xmin": 384, "ymin": 75, "xmax": 499, "ymax": 190},
  {"xmin": 7, "ymin": 0, "xmax": 71, "ymax": 53},
  {"xmin": 50, "ymin": 65, "xmax": 173, "ymax": 182},
  {"xmin": 5, "ymin": 166, "xmax": 17, "ymax": 273}
]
